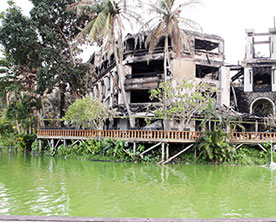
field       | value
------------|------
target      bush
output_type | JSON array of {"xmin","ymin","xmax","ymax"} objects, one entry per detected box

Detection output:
[{"xmin": 196, "ymin": 129, "xmax": 235, "ymax": 164}]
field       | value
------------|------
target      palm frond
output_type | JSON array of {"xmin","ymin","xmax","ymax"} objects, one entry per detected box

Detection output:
[{"xmin": 179, "ymin": 0, "xmax": 201, "ymax": 9}]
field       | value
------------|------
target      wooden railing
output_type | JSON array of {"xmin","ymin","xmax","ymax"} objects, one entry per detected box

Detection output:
[
  {"xmin": 37, "ymin": 129, "xmax": 203, "ymax": 142},
  {"xmin": 37, "ymin": 129, "xmax": 276, "ymax": 143}
]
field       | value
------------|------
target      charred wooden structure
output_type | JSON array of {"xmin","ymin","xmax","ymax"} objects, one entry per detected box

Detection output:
[
  {"xmin": 89, "ymin": 30, "xmax": 230, "ymax": 131},
  {"xmin": 230, "ymin": 28, "xmax": 276, "ymax": 131}
]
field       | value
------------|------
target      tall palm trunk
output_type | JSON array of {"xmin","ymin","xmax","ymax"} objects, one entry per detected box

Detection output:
[
  {"xmin": 112, "ymin": 36, "xmax": 135, "ymax": 128},
  {"xmin": 163, "ymin": 35, "xmax": 170, "ymax": 130}
]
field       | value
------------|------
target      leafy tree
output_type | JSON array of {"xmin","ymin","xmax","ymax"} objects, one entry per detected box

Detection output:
[
  {"xmin": 150, "ymin": 79, "xmax": 218, "ymax": 130},
  {"xmin": 63, "ymin": 96, "xmax": 116, "ymax": 129},
  {"xmin": 0, "ymin": 3, "xmax": 40, "ymax": 99},
  {"xmin": 29, "ymin": 0, "xmax": 92, "ymax": 119},
  {"xmin": 0, "ymin": 52, "xmax": 19, "ymax": 109},
  {"xmin": 67, "ymin": 0, "xmax": 141, "ymax": 127}
]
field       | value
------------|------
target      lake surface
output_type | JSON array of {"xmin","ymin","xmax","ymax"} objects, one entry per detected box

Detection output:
[{"xmin": 1, "ymin": 149, "xmax": 276, "ymax": 218}]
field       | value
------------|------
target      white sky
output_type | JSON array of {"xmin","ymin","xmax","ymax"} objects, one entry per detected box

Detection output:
[{"xmin": 1, "ymin": 0, "xmax": 276, "ymax": 63}]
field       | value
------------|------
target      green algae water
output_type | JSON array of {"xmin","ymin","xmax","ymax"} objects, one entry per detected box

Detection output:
[{"xmin": 1, "ymin": 150, "xmax": 276, "ymax": 219}]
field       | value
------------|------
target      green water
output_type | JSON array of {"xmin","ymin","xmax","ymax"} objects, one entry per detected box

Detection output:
[{"xmin": 1, "ymin": 150, "xmax": 276, "ymax": 218}]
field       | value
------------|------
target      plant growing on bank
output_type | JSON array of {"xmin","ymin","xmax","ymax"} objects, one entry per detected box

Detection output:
[
  {"xmin": 195, "ymin": 99, "xmax": 239, "ymax": 164},
  {"xmin": 63, "ymin": 96, "xmax": 116, "ymax": 129}
]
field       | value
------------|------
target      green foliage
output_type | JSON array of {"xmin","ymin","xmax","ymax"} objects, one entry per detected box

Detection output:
[
  {"xmin": 233, "ymin": 146, "xmax": 273, "ymax": 165},
  {"xmin": 6, "ymin": 94, "xmax": 41, "ymax": 134},
  {"xmin": 64, "ymin": 96, "xmax": 116, "ymax": 129},
  {"xmin": 150, "ymin": 80, "xmax": 218, "ymax": 126},
  {"xmin": 0, "ymin": 4, "xmax": 40, "ymax": 67},
  {"xmin": 54, "ymin": 139, "xmax": 161, "ymax": 162},
  {"xmin": 30, "ymin": 0, "xmax": 92, "ymax": 101},
  {"xmin": 196, "ymin": 129, "xmax": 234, "ymax": 164},
  {"xmin": 16, "ymin": 133, "xmax": 36, "ymax": 151}
]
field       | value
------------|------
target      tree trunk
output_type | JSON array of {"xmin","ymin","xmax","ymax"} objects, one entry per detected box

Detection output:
[
  {"xmin": 59, "ymin": 82, "xmax": 66, "ymax": 127},
  {"xmin": 112, "ymin": 37, "xmax": 135, "ymax": 128}
]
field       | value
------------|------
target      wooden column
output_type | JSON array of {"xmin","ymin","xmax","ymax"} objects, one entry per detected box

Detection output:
[
  {"xmin": 255, "ymin": 120, "xmax": 258, "ymax": 133},
  {"xmin": 39, "ymin": 140, "xmax": 42, "ymax": 152},
  {"xmin": 50, "ymin": 139, "xmax": 54, "ymax": 154},
  {"xmin": 133, "ymin": 142, "xmax": 136, "ymax": 154},
  {"xmin": 161, "ymin": 143, "xmax": 165, "ymax": 162},
  {"xmin": 166, "ymin": 144, "xmax": 169, "ymax": 161}
]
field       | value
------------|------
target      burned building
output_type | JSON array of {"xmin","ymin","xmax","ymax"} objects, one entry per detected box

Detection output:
[
  {"xmin": 231, "ymin": 28, "xmax": 276, "ymax": 119},
  {"xmin": 89, "ymin": 30, "xmax": 230, "ymax": 130}
]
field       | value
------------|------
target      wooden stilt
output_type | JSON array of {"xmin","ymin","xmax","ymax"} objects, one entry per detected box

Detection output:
[
  {"xmin": 39, "ymin": 140, "xmax": 42, "ymax": 152},
  {"xmin": 162, "ymin": 144, "xmax": 194, "ymax": 165},
  {"xmin": 50, "ymin": 139, "xmax": 54, "ymax": 153},
  {"xmin": 64, "ymin": 139, "xmax": 66, "ymax": 148},
  {"xmin": 133, "ymin": 142, "xmax": 136, "ymax": 154},
  {"xmin": 161, "ymin": 143, "xmax": 165, "ymax": 162},
  {"xmin": 166, "ymin": 144, "xmax": 169, "ymax": 161}
]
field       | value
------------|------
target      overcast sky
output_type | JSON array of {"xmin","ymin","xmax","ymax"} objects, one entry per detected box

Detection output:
[{"xmin": 1, "ymin": 0, "xmax": 276, "ymax": 63}]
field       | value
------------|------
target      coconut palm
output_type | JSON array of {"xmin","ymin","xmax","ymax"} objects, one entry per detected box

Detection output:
[
  {"xmin": 67, "ymin": 0, "xmax": 140, "ymax": 127},
  {"xmin": 144, "ymin": 0, "xmax": 201, "ymax": 78},
  {"xmin": 143, "ymin": 0, "xmax": 201, "ymax": 130}
]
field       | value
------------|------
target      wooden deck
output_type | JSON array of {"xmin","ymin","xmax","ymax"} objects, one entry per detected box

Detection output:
[
  {"xmin": 1, "ymin": 215, "xmax": 276, "ymax": 222},
  {"xmin": 37, "ymin": 129, "xmax": 276, "ymax": 144}
]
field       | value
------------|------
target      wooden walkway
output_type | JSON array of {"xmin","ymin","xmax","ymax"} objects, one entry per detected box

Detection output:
[
  {"xmin": 1, "ymin": 215, "xmax": 276, "ymax": 222},
  {"xmin": 37, "ymin": 129, "xmax": 276, "ymax": 144}
]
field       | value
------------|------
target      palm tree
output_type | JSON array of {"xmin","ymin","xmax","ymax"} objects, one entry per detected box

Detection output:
[
  {"xmin": 6, "ymin": 95, "xmax": 41, "ymax": 134},
  {"xmin": 144, "ymin": 0, "xmax": 201, "ymax": 130},
  {"xmin": 67, "ymin": 0, "xmax": 140, "ymax": 128}
]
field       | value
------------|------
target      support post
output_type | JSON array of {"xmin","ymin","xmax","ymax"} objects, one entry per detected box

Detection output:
[
  {"xmin": 166, "ymin": 144, "xmax": 169, "ymax": 161},
  {"xmin": 161, "ymin": 143, "xmax": 165, "ymax": 162},
  {"xmin": 64, "ymin": 139, "xmax": 67, "ymax": 148},
  {"xmin": 271, "ymin": 140, "xmax": 273, "ymax": 163},
  {"xmin": 39, "ymin": 140, "xmax": 42, "ymax": 152},
  {"xmin": 255, "ymin": 120, "xmax": 258, "ymax": 133},
  {"xmin": 50, "ymin": 139, "xmax": 54, "ymax": 154},
  {"xmin": 162, "ymin": 144, "xmax": 194, "ymax": 165},
  {"xmin": 133, "ymin": 142, "xmax": 136, "ymax": 154}
]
